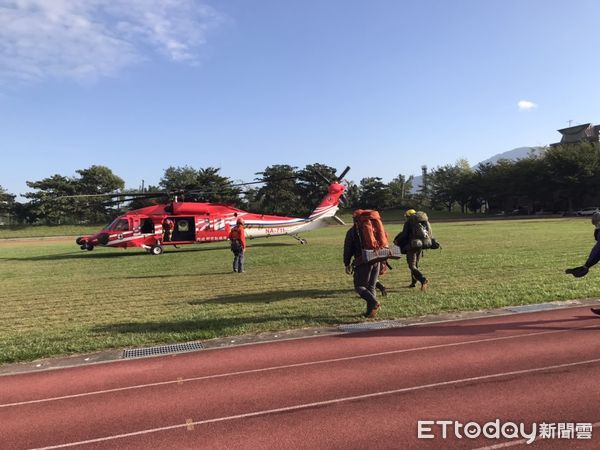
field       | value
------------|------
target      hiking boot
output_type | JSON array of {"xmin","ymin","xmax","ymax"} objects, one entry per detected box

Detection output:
[
  {"xmin": 365, "ymin": 302, "xmax": 381, "ymax": 318},
  {"xmin": 408, "ymin": 283, "xmax": 416, "ymax": 288},
  {"xmin": 591, "ymin": 308, "xmax": 600, "ymax": 316},
  {"xmin": 420, "ymin": 280, "xmax": 429, "ymax": 291},
  {"xmin": 378, "ymin": 285, "xmax": 387, "ymax": 296}
]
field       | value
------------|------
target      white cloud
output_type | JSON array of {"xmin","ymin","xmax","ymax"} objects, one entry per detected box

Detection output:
[
  {"xmin": 518, "ymin": 100, "xmax": 538, "ymax": 111},
  {"xmin": 0, "ymin": 0, "xmax": 224, "ymax": 84}
]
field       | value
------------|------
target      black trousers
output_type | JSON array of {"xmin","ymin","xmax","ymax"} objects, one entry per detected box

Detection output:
[
  {"xmin": 406, "ymin": 249, "xmax": 426, "ymax": 284},
  {"xmin": 353, "ymin": 262, "xmax": 380, "ymax": 309}
]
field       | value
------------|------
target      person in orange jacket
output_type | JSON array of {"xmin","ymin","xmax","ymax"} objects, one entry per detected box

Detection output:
[
  {"xmin": 228, "ymin": 217, "xmax": 246, "ymax": 273},
  {"xmin": 162, "ymin": 218, "xmax": 174, "ymax": 242}
]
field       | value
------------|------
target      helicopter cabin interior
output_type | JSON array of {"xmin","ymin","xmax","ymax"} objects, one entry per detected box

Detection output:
[
  {"xmin": 140, "ymin": 218, "xmax": 154, "ymax": 234},
  {"xmin": 170, "ymin": 217, "xmax": 195, "ymax": 242}
]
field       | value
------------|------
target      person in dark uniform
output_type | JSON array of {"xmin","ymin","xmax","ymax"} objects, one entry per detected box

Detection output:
[
  {"xmin": 394, "ymin": 209, "xmax": 428, "ymax": 291},
  {"xmin": 344, "ymin": 217, "xmax": 382, "ymax": 318},
  {"xmin": 565, "ymin": 212, "xmax": 600, "ymax": 316}
]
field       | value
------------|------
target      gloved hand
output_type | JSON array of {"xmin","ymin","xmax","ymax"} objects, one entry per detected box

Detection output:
[
  {"xmin": 565, "ymin": 266, "xmax": 589, "ymax": 278},
  {"xmin": 345, "ymin": 265, "xmax": 353, "ymax": 275}
]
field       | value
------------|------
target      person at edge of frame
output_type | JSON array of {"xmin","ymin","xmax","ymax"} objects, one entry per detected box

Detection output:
[
  {"xmin": 565, "ymin": 211, "xmax": 600, "ymax": 316},
  {"xmin": 343, "ymin": 214, "xmax": 382, "ymax": 318}
]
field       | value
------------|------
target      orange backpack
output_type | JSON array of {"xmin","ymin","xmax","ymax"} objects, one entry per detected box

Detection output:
[{"xmin": 353, "ymin": 209, "xmax": 388, "ymax": 250}]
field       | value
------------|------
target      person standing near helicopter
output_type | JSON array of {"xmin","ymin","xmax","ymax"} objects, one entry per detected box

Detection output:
[
  {"xmin": 229, "ymin": 217, "xmax": 246, "ymax": 273},
  {"xmin": 162, "ymin": 217, "xmax": 174, "ymax": 242}
]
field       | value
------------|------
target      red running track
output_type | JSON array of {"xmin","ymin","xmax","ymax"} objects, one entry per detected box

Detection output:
[{"xmin": 1, "ymin": 306, "xmax": 600, "ymax": 449}]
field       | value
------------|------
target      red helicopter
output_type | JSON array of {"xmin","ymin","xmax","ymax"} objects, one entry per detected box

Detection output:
[{"xmin": 75, "ymin": 167, "xmax": 350, "ymax": 255}]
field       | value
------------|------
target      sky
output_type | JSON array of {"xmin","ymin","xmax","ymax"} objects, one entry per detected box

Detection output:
[{"xmin": 1, "ymin": 0, "xmax": 600, "ymax": 198}]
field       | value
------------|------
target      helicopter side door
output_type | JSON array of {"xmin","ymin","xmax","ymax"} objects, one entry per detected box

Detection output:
[{"xmin": 171, "ymin": 217, "xmax": 195, "ymax": 242}]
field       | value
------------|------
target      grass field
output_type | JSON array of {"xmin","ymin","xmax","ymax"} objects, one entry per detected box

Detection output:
[
  {"xmin": 1, "ymin": 218, "xmax": 599, "ymax": 364},
  {"xmin": 0, "ymin": 224, "xmax": 101, "ymax": 239}
]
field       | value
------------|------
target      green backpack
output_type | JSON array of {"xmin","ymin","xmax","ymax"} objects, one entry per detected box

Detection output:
[{"xmin": 409, "ymin": 211, "xmax": 433, "ymax": 249}]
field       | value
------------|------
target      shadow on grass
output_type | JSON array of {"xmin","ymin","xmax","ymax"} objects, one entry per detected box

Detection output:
[
  {"xmin": 0, "ymin": 246, "xmax": 226, "ymax": 261},
  {"xmin": 341, "ymin": 314, "xmax": 600, "ymax": 339},
  {"xmin": 192, "ymin": 288, "xmax": 350, "ymax": 305},
  {"xmin": 246, "ymin": 241, "xmax": 295, "ymax": 248},
  {"xmin": 126, "ymin": 271, "xmax": 233, "ymax": 279},
  {"xmin": 92, "ymin": 314, "xmax": 342, "ymax": 335}
]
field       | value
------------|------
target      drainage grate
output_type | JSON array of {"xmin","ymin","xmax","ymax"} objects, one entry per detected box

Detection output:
[
  {"xmin": 123, "ymin": 341, "xmax": 204, "ymax": 359},
  {"xmin": 339, "ymin": 320, "xmax": 405, "ymax": 333},
  {"xmin": 506, "ymin": 303, "xmax": 561, "ymax": 313}
]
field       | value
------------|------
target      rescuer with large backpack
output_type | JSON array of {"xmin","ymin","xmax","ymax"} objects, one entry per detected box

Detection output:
[
  {"xmin": 393, "ymin": 209, "xmax": 438, "ymax": 291},
  {"xmin": 343, "ymin": 209, "xmax": 390, "ymax": 318}
]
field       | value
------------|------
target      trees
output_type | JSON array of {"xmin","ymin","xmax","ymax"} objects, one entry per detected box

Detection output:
[
  {"xmin": 428, "ymin": 160, "xmax": 473, "ymax": 212},
  {"xmin": 18, "ymin": 146, "xmax": 600, "ymax": 225},
  {"xmin": 194, "ymin": 167, "xmax": 242, "ymax": 204},
  {"xmin": 358, "ymin": 177, "xmax": 390, "ymax": 211},
  {"xmin": 159, "ymin": 166, "xmax": 200, "ymax": 193},
  {"xmin": 0, "ymin": 185, "xmax": 15, "ymax": 214},
  {"xmin": 255, "ymin": 165, "xmax": 300, "ymax": 215},
  {"xmin": 25, "ymin": 175, "xmax": 78, "ymax": 224},
  {"xmin": 296, "ymin": 164, "xmax": 338, "ymax": 216},
  {"xmin": 25, "ymin": 166, "xmax": 124, "ymax": 224},
  {"xmin": 76, "ymin": 166, "xmax": 125, "ymax": 223},
  {"xmin": 387, "ymin": 174, "xmax": 414, "ymax": 208},
  {"xmin": 544, "ymin": 142, "xmax": 600, "ymax": 212},
  {"xmin": 159, "ymin": 166, "xmax": 242, "ymax": 205},
  {"xmin": 343, "ymin": 181, "xmax": 361, "ymax": 209},
  {"xmin": 0, "ymin": 185, "xmax": 16, "ymax": 224}
]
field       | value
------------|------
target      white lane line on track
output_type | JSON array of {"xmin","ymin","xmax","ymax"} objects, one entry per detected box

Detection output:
[
  {"xmin": 29, "ymin": 358, "xmax": 600, "ymax": 450},
  {"xmin": 471, "ymin": 422, "xmax": 600, "ymax": 449},
  {"xmin": 3, "ymin": 324, "xmax": 599, "ymax": 409}
]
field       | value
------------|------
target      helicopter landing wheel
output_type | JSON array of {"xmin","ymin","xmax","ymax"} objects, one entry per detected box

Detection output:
[
  {"xmin": 150, "ymin": 245, "xmax": 164, "ymax": 255},
  {"xmin": 85, "ymin": 244, "xmax": 94, "ymax": 251}
]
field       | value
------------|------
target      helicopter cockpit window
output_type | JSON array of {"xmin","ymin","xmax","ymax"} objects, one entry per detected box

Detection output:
[
  {"xmin": 140, "ymin": 219, "xmax": 154, "ymax": 234},
  {"xmin": 106, "ymin": 219, "xmax": 129, "ymax": 231}
]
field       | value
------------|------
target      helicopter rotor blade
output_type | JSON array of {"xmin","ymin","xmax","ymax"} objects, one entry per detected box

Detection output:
[
  {"xmin": 337, "ymin": 166, "xmax": 351, "ymax": 182},
  {"xmin": 101, "ymin": 194, "xmax": 169, "ymax": 206},
  {"xmin": 52, "ymin": 191, "xmax": 167, "ymax": 201},
  {"xmin": 50, "ymin": 176, "xmax": 300, "ymax": 203},
  {"xmin": 314, "ymin": 171, "xmax": 332, "ymax": 185},
  {"xmin": 184, "ymin": 176, "xmax": 299, "ymax": 195}
]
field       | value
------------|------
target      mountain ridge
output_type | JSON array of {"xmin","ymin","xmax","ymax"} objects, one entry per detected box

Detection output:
[{"xmin": 410, "ymin": 146, "xmax": 544, "ymax": 192}]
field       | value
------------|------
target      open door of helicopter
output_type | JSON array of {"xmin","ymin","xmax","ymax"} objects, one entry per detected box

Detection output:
[{"xmin": 171, "ymin": 217, "xmax": 195, "ymax": 242}]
